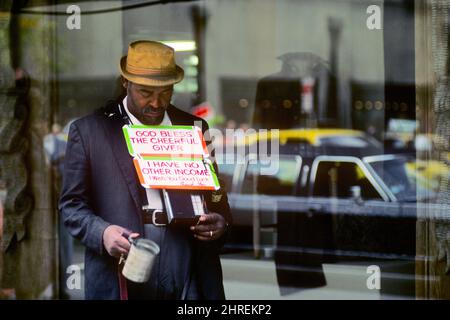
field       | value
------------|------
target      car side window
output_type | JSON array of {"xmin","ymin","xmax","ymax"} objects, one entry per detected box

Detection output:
[
  {"xmin": 312, "ymin": 160, "xmax": 383, "ymax": 200},
  {"xmin": 241, "ymin": 156, "xmax": 301, "ymax": 196}
]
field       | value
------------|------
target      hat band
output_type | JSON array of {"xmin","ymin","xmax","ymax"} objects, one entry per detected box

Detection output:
[{"xmin": 126, "ymin": 63, "xmax": 177, "ymax": 76}]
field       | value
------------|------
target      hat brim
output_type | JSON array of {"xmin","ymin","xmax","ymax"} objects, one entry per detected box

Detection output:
[{"xmin": 119, "ymin": 56, "xmax": 184, "ymax": 87}]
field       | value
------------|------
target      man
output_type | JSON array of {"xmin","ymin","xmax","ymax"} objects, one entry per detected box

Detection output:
[{"xmin": 59, "ymin": 40, "xmax": 231, "ymax": 300}]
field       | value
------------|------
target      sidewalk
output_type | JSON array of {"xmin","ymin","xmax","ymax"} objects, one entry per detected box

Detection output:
[{"xmin": 66, "ymin": 243, "xmax": 414, "ymax": 300}]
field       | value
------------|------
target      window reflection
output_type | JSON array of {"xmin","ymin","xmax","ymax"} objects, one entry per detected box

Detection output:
[
  {"xmin": 313, "ymin": 160, "xmax": 382, "ymax": 200},
  {"xmin": 2, "ymin": 0, "xmax": 445, "ymax": 301},
  {"xmin": 241, "ymin": 157, "xmax": 301, "ymax": 196},
  {"xmin": 368, "ymin": 157, "xmax": 417, "ymax": 202}
]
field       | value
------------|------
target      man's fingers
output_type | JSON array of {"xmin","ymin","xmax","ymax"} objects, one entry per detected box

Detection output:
[
  {"xmin": 111, "ymin": 247, "xmax": 128, "ymax": 258},
  {"xmin": 103, "ymin": 225, "xmax": 140, "ymax": 258},
  {"xmin": 191, "ymin": 224, "xmax": 215, "ymax": 233},
  {"xmin": 111, "ymin": 242, "xmax": 130, "ymax": 258},
  {"xmin": 194, "ymin": 228, "xmax": 225, "ymax": 241},
  {"xmin": 191, "ymin": 213, "xmax": 225, "ymax": 232},
  {"xmin": 196, "ymin": 231, "xmax": 214, "ymax": 237},
  {"xmin": 129, "ymin": 233, "xmax": 140, "ymax": 239},
  {"xmin": 116, "ymin": 237, "xmax": 131, "ymax": 251},
  {"xmin": 117, "ymin": 232, "xmax": 140, "ymax": 251},
  {"xmin": 194, "ymin": 234, "xmax": 213, "ymax": 241},
  {"xmin": 198, "ymin": 213, "xmax": 220, "ymax": 223},
  {"xmin": 120, "ymin": 228, "xmax": 133, "ymax": 238}
]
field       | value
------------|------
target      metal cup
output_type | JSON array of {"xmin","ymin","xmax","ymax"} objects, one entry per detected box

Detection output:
[{"xmin": 122, "ymin": 237, "xmax": 160, "ymax": 283}]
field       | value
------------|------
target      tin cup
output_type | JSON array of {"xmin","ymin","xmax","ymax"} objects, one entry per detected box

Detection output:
[{"xmin": 122, "ymin": 237, "xmax": 160, "ymax": 283}]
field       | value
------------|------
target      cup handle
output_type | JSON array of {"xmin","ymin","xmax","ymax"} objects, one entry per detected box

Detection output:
[
  {"xmin": 121, "ymin": 229, "xmax": 140, "ymax": 244},
  {"xmin": 118, "ymin": 229, "xmax": 137, "ymax": 265}
]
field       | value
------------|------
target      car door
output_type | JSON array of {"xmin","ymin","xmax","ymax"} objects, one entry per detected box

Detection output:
[
  {"xmin": 222, "ymin": 155, "xmax": 302, "ymax": 255},
  {"xmin": 304, "ymin": 155, "xmax": 416, "ymax": 297}
]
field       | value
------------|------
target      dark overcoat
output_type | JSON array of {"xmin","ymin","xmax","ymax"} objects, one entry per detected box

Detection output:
[{"xmin": 59, "ymin": 100, "xmax": 231, "ymax": 299}]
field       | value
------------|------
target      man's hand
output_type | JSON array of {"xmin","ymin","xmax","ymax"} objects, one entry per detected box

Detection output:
[
  {"xmin": 190, "ymin": 213, "xmax": 227, "ymax": 241},
  {"xmin": 102, "ymin": 225, "xmax": 139, "ymax": 258}
]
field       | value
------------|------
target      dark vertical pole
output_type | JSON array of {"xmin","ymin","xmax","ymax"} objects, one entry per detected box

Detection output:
[
  {"xmin": 383, "ymin": 0, "xmax": 416, "ymax": 125},
  {"xmin": 327, "ymin": 17, "xmax": 342, "ymax": 127},
  {"xmin": 383, "ymin": 0, "xmax": 416, "ymax": 298},
  {"xmin": 328, "ymin": 17, "xmax": 341, "ymax": 80},
  {"xmin": 191, "ymin": 5, "xmax": 207, "ymax": 105}
]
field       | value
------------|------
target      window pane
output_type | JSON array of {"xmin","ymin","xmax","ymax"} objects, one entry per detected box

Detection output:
[
  {"xmin": 242, "ymin": 157, "xmax": 300, "ymax": 195},
  {"xmin": 313, "ymin": 161, "xmax": 382, "ymax": 200}
]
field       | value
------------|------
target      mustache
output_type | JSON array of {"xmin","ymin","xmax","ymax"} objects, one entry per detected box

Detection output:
[{"xmin": 142, "ymin": 107, "xmax": 164, "ymax": 114}]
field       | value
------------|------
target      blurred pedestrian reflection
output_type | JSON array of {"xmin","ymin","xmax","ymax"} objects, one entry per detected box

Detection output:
[{"xmin": 252, "ymin": 52, "xmax": 337, "ymax": 130}]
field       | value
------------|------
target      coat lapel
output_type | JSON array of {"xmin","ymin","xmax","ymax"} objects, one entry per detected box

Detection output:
[
  {"xmin": 99, "ymin": 102, "xmax": 145, "ymax": 220},
  {"xmin": 167, "ymin": 105, "xmax": 196, "ymax": 126}
]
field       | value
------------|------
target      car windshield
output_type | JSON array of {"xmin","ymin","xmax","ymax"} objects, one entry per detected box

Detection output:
[{"xmin": 367, "ymin": 157, "xmax": 435, "ymax": 202}]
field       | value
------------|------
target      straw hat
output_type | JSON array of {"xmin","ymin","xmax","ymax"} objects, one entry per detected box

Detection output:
[{"xmin": 119, "ymin": 40, "xmax": 184, "ymax": 87}]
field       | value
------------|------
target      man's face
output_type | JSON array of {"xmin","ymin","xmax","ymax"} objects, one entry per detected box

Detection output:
[{"xmin": 124, "ymin": 80, "xmax": 174, "ymax": 125}]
